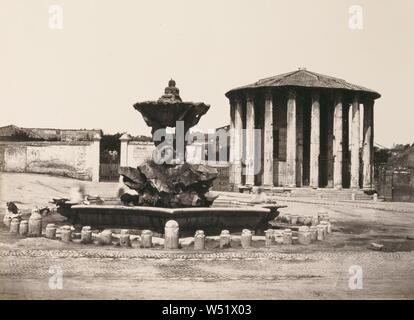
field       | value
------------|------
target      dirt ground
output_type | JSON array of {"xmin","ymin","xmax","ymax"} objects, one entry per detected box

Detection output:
[{"xmin": 0, "ymin": 172, "xmax": 413, "ymax": 299}]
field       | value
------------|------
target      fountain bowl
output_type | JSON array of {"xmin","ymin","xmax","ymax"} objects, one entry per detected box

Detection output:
[{"xmin": 57, "ymin": 203, "xmax": 284, "ymax": 235}]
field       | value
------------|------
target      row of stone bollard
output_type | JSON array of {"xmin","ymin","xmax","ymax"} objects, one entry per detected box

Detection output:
[
  {"xmin": 280, "ymin": 214, "xmax": 318, "ymax": 226},
  {"xmin": 264, "ymin": 229, "xmax": 294, "ymax": 245},
  {"xmin": 264, "ymin": 221, "xmax": 332, "ymax": 246},
  {"xmin": 280, "ymin": 210, "xmax": 331, "ymax": 227},
  {"xmin": 163, "ymin": 222, "xmax": 255, "ymax": 250},
  {"xmin": 5, "ymin": 208, "xmax": 44, "ymax": 237},
  {"xmin": 4, "ymin": 214, "xmax": 331, "ymax": 250},
  {"xmin": 3, "ymin": 210, "xmax": 155, "ymax": 248}
]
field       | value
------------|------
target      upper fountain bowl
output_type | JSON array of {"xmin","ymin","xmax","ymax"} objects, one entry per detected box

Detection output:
[{"xmin": 133, "ymin": 79, "xmax": 210, "ymax": 130}]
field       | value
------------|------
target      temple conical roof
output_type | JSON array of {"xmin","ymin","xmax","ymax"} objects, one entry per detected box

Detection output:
[{"xmin": 225, "ymin": 68, "xmax": 380, "ymax": 99}]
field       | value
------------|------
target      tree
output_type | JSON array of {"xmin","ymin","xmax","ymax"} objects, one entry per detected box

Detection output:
[{"xmin": 100, "ymin": 133, "xmax": 123, "ymax": 163}]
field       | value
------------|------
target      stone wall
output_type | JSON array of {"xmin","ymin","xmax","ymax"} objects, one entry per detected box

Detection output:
[
  {"xmin": 0, "ymin": 140, "xmax": 100, "ymax": 181},
  {"xmin": 124, "ymin": 141, "xmax": 155, "ymax": 168}
]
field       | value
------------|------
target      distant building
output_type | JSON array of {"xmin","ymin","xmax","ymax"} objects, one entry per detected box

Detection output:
[{"xmin": 377, "ymin": 144, "xmax": 414, "ymax": 202}]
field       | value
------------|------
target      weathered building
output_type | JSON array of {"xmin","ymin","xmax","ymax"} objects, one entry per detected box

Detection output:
[
  {"xmin": 0, "ymin": 125, "xmax": 102, "ymax": 142},
  {"xmin": 226, "ymin": 69, "xmax": 381, "ymax": 190},
  {"xmin": 0, "ymin": 125, "xmax": 102, "ymax": 181}
]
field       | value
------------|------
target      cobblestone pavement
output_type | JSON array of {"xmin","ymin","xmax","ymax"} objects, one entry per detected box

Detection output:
[
  {"xmin": 0, "ymin": 172, "xmax": 414, "ymax": 299},
  {"xmin": 0, "ymin": 246, "xmax": 413, "ymax": 299}
]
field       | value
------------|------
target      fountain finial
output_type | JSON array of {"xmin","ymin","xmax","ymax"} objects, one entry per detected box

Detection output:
[{"xmin": 160, "ymin": 79, "xmax": 181, "ymax": 102}]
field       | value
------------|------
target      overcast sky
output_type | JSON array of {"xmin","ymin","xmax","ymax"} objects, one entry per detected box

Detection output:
[{"xmin": 0, "ymin": 0, "xmax": 413, "ymax": 147}]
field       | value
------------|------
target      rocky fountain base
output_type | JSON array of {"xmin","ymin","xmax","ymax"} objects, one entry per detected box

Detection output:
[{"xmin": 118, "ymin": 160, "xmax": 219, "ymax": 208}]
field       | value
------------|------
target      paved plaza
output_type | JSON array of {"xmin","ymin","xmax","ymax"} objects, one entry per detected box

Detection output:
[{"xmin": 0, "ymin": 173, "xmax": 413, "ymax": 299}]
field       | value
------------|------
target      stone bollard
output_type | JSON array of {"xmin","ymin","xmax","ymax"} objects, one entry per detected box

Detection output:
[
  {"xmin": 274, "ymin": 231, "xmax": 284, "ymax": 244},
  {"xmin": 81, "ymin": 226, "xmax": 92, "ymax": 244},
  {"xmin": 351, "ymin": 193, "xmax": 356, "ymax": 201},
  {"xmin": 241, "ymin": 229, "xmax": 252, "ymax": 248},
  {"xmin": 3, "ymin": 215, "xmax": 12, "ymax": 229},
  {"xmin": 98, "ymin": 229, "xmax": 113, "ymax": 245},
  {"xmin": 194, "ymin": 230, "xmax": 205, "ymax": 250},
  {"xmin": 373, "ymin": 193, "xmax": 378, "ymax": 202},
  {"xmin": 283, "ymin": 229, "xmax": 292, "ymax": 245},
  {"xmin": 45, "ymin": 223, "xmax": 57, "ymax": 239},
  {"xmin": 320, "ymin": 221, "xmax": 330, "ymax": 234},
  {"xmin": 164, "ymin": 220, "xmax": 179, "ymax": 249},
  {"xmin": 219, "ymin": 230, "xmax": 231, "ymax": 249},
  {"xmin": 321, "ymin": 212, "xmax": 330, "ymax": 222},
  {"xmin": 320, "ymin": 220, "xmax": 332, "ymax": 234},
  {"xmin": 141, "ymin": 230, "xmax": 153, "ymax": 248},
  {"xmin": 309, "ymin": 226, "xmax": 318, "ymax": 242},
  {"xmin": 297, "ymin": 216, "xmax": 305, "ymax": 225},
  {"xmin": 304, "ymin": 216, "xmax": 313, "ymax": 226},
  {"xmin": 265, "ymin": 229, "xmax": 275, "ymax": 246},
  {"xmin": 9, "ymin": 218, "xmax": 20, "ymax": 234},
  {"xmin": 283, "ymin": 214, "xmax": 291, "ymax": 224},
  {"xmin": 60, "ymin": 225, "xmax": 72, "ymax": 242},
  {"xmin": 28, "ymin": 209, "xmax": 42, "ymax": 237},
  {"xmin": 327, "ymin": 222, "xmax": 332, "ymax": 234},
  {"xmin": 290, "ymin": 215, "xmax": 298, "ymax": 225},
  {"xmin": 19, "ymin": 220, "xmax": 28, "ymax": 236},
  {"xmin": 120, "ymin": 229, "xmax": 131, "ymax": 247},
  {"xmin": 317, "ymin": 210, "xmax": 328, "ymax": 223},
  {"xmin": 298, "ymin": 226, "xmax": 311, "ymax": 245},
  {"xmin": 317, "ymin": 225, "xmax": 325, "ymax": 241}
]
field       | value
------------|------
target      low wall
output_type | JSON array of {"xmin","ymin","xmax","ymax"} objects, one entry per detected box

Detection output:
[
  {"xmin": 125, "ymin": 141, "xmax": 155, "ymax": 168},
  {"xmin": 0, "ymin": 140, "xmax": 100, "ymax": 181}
]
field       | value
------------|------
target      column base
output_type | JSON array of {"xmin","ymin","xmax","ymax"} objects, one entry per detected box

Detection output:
[{"xmin": 362, "ymin": 187, "xmax": 375, "ymax": 192}]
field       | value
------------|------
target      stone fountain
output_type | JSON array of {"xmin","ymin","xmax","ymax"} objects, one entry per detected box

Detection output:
[
  {"xmin": 56, "ymin": 80, "xmax": 283, "ymax": 235},
  {"xmin": 120, "ymin": 79, "xmax": 218, "ymax": 208}
]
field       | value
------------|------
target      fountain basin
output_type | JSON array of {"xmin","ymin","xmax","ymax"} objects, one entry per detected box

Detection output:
[{"xmin": 58, "ymin": 204, "xmax": 283, "ymax": 235}]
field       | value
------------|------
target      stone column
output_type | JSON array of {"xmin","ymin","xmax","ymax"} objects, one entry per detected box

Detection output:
[
  {"xmin": 286, "ymin": 90, "xmax": 297, "ymax": 187},
  {"xmin": 333, "ymin": 92, "xmax": 343, "ymax": 189},
  {"xmin": 119, "ymin": 134, "xmax": 131, "ymax": 167},
  {"xmin": 350, "ymin": 94, "xmax": 360, "ymax": 189},
  {"xmin": 233, "ymin": 97, "xmax": 243, "ymax": 186},
  {"xmin": 119, "ymin": 133, "xmax": 131, "ymax": 182},
  {"xmin": 363, "ymin": 98, "xmax": 374, "ymax": 189},
  {"xmin": 263, "ymin": 92, "xmax": 274, "ymax": 187},
  {"xmin": 327, "ymin": 103, "xmax": 334, "ymax": 187},
  {"xmin": 245, "ymin": 93, "xmax": 255, "ymax": 186},
  {"xmin": 310, "ymin": 91, "xmax": 320, "ymax": 188},
  {"xmin": 91, "ymin": 133, "xmax": 101, "ymax": 182},
  {"xmin": 296, "ymin": 97, "xmax": 304, "ymax": 187},
  {"xmin": 229, "ymin": 100, "xmax": 236, "ymax": 185},
  {"xmin": 342, "ymin": 104, "xmax": 350, "ymax": 188}
]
